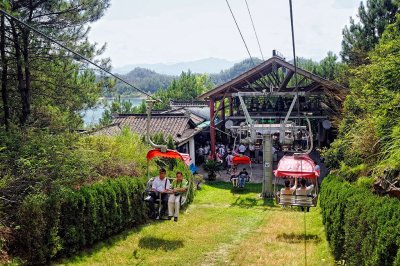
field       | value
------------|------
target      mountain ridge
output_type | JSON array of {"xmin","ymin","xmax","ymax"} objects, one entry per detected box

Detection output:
[{"xmin": 113, "ymin": 57, "xmax": 238, "ymax": 75}]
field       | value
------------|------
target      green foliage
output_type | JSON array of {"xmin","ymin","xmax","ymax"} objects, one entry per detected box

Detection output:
[
  {"xmin": 98, "ymin": 98, "xmax": 147, "ymax": 126},
  {"xmin": 154, "ymin": 71, "xmax": 213, "ymax": 110},
  {"xmin": 326, "ymin": 14, "xmax": 400, "ymax": 180},
  {"xmin": 111, "ymin": 67, "xmax": 175, "ymax": 97},
  {"xmin": 320, "ymin": 175, "xmax": 400, "ymax": 265},
  {"xmin": 202, "ymin": 160, "xmax": 223, "ymax": 181},
  {"xmin": 0, "ymin": 0, "xmax": 111, "ymax": 128},
  {"xmin": 14, "ymin": 177, "xmax": 147, "ymax": 265},
  {"xmin": 341, "ymin": 0, "xmax": 400, "ymax": 65},
  {"xmin": 337, "ymin": 163, "xmax": 368, "ymax": 182}
]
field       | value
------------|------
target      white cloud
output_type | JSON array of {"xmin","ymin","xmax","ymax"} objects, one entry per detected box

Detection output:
[{"xmin": 88, "ymin": 0, "xmax": 360, "ymax": 67}]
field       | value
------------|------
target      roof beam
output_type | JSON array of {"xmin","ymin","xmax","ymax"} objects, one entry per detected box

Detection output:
[{"xmin": 279, "ymin": 70, "xmax": 294, "ymax": 91}]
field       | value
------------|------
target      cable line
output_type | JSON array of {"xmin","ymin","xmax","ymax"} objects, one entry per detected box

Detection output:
[
  {"xmin": 288, "ymin": 0, "xmax": 300, "ymax": 118},
  {"xmin": 0, "ymin": 9, "xmax": 161, "ymax": 103},
  {"xmin": 244, "ymin": 0, "xmax": 264, "ymax": 60},
  {"xmin": 225, "ymin": 0, "xmax": 256, "ymax": 67}
]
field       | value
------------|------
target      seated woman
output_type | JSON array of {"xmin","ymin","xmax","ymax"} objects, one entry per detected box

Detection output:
[
  {"xmin": 280, "ymin": 178, "xmax": 298, "ymax": 195},
  {"xmin": 168, "ymin": 172, "xmax": 188, "ymax": 222},
  {"xmin": 296, "ymin": 179, "xmax": 315, "ymax": 212},
  {"xmin": 230, "ymin": 167, "xmax": 238, "ymax": 187},
  {"xmin": 238, "ymin": 168, "xmax": 249, "ymax": 188},
  {"xmin": 279, "ymin": 178, "xmax": 298, "ymax": 205}
]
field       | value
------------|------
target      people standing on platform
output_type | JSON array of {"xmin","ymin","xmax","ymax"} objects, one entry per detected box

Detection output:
[
  {"xmin": 249, "ymin": 143, "xmax": 255, "ymax": 162},
  {"xmin": 238, "ymin": 143, "xmax": 246, "ymax": 155}
]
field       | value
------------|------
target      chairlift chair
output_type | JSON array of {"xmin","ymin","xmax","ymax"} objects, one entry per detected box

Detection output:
[
  {"xmin": 274, "ymin": 154, "xmax": 319, "ymax": 208},
  {"xmin": 230, "ymin": 155, "xmax": 252, "ymax": 188},
  {"xmin": 143, "ymin": 148, "xmax": 192, "ymax": 219}
]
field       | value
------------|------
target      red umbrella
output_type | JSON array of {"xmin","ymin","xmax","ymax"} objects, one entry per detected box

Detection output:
[
  {"xmin": 146, "ymin": 149, "xmax": 184, "ymax": 162},
  {"xmin": 232, "ymin": 155, "xmax": 251, "ymax": 165}
]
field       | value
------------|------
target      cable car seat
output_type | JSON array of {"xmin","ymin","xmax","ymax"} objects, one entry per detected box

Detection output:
[{"xmin": 143, "ymin": 178, "xmax": 190, "ymax": 219}]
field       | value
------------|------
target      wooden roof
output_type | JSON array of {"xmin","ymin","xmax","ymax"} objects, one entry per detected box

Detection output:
[{"xmin": 198, "ymin": 56, "xmax": 347, "ymax": 101}]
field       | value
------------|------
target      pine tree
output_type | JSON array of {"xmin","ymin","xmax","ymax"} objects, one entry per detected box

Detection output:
[{"xmin": 341, "ymin": 0, "xmax": 399, "ymax": 66}]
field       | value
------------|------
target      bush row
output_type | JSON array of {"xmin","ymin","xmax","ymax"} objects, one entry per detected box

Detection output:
[
  {"xmin": 14, "ymin": 177, "xmax": 148, "ymax": 265},
  {"xmin": 320, "ymin": 175, "xmax": 400, "ymax": 265}
]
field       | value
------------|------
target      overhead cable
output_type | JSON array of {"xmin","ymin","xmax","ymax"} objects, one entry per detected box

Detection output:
[
  {"xmin": 0, "ymin": 9, "xmax": 161, "ymax": 102},
  {"xmin": 245, "ymin": 0, "xmax": 264, "ymax": 60},
  {"xmin": 225, "ymin": 0, "xmax": 256, "ymax": 66},
  {"xmin": 288, "ymin": 0, "xmax": 300, "ymax": 117}
]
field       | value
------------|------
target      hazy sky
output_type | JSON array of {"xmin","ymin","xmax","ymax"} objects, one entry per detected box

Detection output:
[{"xmin": 88, "ymin": 0, "xmax": 361, "ymax": 68}]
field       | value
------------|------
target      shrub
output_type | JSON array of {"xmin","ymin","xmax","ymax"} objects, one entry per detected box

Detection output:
[
  {"xmin": 320, "ymin": 175, "xmax": 400, "ymax": 265},
  {"xmin": 14, "ymin": 177, "xmax": 148, "ymax": 264}
]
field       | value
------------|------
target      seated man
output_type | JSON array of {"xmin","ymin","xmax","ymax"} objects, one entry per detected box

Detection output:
[
  {"xmin": 149, "ymin": 168, "xmax": 171, "ymax": 219},
  {"xmin": 238, "ymin": 168, "xmax": 249, "ymax": 188},
  {"xmin": 296, "ymin": 178, "xmax": 314, "ymax": 212},
  {"xmin": 168, "ymin": 172, "xmax": 188, "ymax": 222}
]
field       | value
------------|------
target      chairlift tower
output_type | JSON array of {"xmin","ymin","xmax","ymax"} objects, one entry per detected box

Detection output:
[{"xmin": 230, "ymin": 92, "xmax": 310, "ymax": 198}]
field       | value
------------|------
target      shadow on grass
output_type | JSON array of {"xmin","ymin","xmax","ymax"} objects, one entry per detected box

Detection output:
[
  {"xmin": 230, "ymin": 196, "xmax": 259, "ymax": 208},
  {"xmin": 276, "ymin": 233, "xmax": 321, "ymax": 243},
  {"xmin": 205, "ymin": 181, "xmax": 262, "ymax": 194},
  {"xmin": 138, "ymin": 236, "xmax": 184, "ymax": 251}
]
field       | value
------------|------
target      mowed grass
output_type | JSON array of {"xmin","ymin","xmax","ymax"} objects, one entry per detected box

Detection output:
[{"xmin": 57, "ymin": 182, "xmax": 334, "ymax": 266}]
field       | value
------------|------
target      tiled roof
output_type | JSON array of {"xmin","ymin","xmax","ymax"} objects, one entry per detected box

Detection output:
[
  {"xmin": 91, "ymin": 123, "xmax": 122, "ymax": 137},
  {"xmin": 170, "ymin": 100, "xmax": 209, "ymax": 107},
  {"xmin": 161, "ymin": 108, "xmax": 206, "ymax": 125},
  {"xmin": 89, "ymin": 113, "xmax": 202, "ymax": 145}
]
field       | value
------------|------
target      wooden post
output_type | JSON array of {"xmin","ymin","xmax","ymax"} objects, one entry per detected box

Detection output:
[
  {"xmin": 210, "ymin": 98, "xmax": 216, "ymax": 159},
  {"xmin": 221, "ymin": 98, "xmax": 225, "ymax": 121},
  {"xmin": 318, "ymin": 120, "xmax": 321, "ymax": 149},
  {"xmin": 229, "ymin": 97, "xmax": 233, "ymax": 117},
  {"xmin": 221, "ymin": 98, "xmax": 226, "ymax": 143}
]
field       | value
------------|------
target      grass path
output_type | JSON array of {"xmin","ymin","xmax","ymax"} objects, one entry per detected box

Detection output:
[{"xmin": 58, "ymin": 182, "xmax": 334, "ymax": 266}]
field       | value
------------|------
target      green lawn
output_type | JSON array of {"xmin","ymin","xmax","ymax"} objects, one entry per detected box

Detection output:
[{"xmin": 57, "ymin": 182, "xmax": 334, "ymax": 266}]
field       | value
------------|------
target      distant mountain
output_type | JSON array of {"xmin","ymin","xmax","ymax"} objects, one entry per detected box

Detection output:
[
  {"xmin": 108, "ymin": 67, "xmax": 175, "ymax": 97},
  {"xmin": 210, "ymin": 58, "xmax": 263, "ymax": 85},
  {"xmin": 113, "ymin": 58, "xmax": 236, "ymax": 75},
  {"xmin": 110, "ymin": 58, "xmax": 264, "ymax": 96}
]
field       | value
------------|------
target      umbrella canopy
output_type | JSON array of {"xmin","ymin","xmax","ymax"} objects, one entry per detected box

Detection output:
[
  {"xmin": 274, "ymin": 154, "xmax": 318, "ymax": 179},
  {"xmin": 146, "ymin": 149, "xmax": 184, "ymax": 162},
  {"xmin": 232, "ymin": 155, "xmax": 251, "ymax": 165}
]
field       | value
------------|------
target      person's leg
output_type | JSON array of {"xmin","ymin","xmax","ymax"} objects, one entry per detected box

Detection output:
[
  {"xmin": 161, "ymin": 193, "xmax": 169, "ymax": 216},
  {"xmin": 174, "ymin": 195, "xmax": 180, "ymax": 218},
  {"xmin": 168, "ymin": 194, "xmax": 175, "ymax": 218},
  {"xmin": 148, "ymin": 196, "xmax": 156, "ymax": 217}
]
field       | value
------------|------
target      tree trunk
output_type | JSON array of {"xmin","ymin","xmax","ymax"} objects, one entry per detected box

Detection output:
[
  {"xmin": 22, "ymin": 28, "xmax": 31, "ymax": 125},
  {"xmin": 11, "ymin": 20, "xmax": 29, "ymax": 126},
  {"xmin": 1, "ymin": 15, "xmax": 10, "ymax": 130}
]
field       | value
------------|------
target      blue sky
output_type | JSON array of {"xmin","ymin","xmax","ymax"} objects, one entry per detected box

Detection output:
[{"xmin": 88, "ymin": 0, "xmax": 361, "ymax": 68}]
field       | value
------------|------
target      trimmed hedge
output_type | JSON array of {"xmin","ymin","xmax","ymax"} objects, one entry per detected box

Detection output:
[
  {"xmin": 320, "ymin": 175, "xmax": 400, "ymax": 266},
  {"xmin": 14, "ymin": 177, "xmax": 148, "ymax": 265}
]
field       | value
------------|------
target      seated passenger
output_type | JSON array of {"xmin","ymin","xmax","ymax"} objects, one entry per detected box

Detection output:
[
  {"xmin": 168, "ymin": 172, "xmax": 188, "ymax": 222},
  {"xmin": 230, "ymin": 167, "xmax": 238, "ymax": 187},
  {"xmin": 149, "ymin": 168, "xmax": 171, "ymax": 219},
  {"xmin": 280, "ymin": 178, "xmax": 298, "ymax": 195},
  {"xmin": 238, "ymin": 168, "xmax": 249, "ymax": 188},
  {"xmin": 296, "ymin": 179, "xmax": 314, "ymax": 212}
]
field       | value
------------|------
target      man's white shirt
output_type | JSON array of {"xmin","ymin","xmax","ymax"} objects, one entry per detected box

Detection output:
[{"xmin": 152, "ymin": 177, "xmax": 171, "ymax": 192}]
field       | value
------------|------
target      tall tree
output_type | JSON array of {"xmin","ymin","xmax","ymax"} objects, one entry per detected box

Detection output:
[
  {"xmin": 341, "ymin": 0, "xmax": 399, "ymax": 66},
  {"xmin": 0, "ymin": 0, "xmax": 110, "ymax": 128}
]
